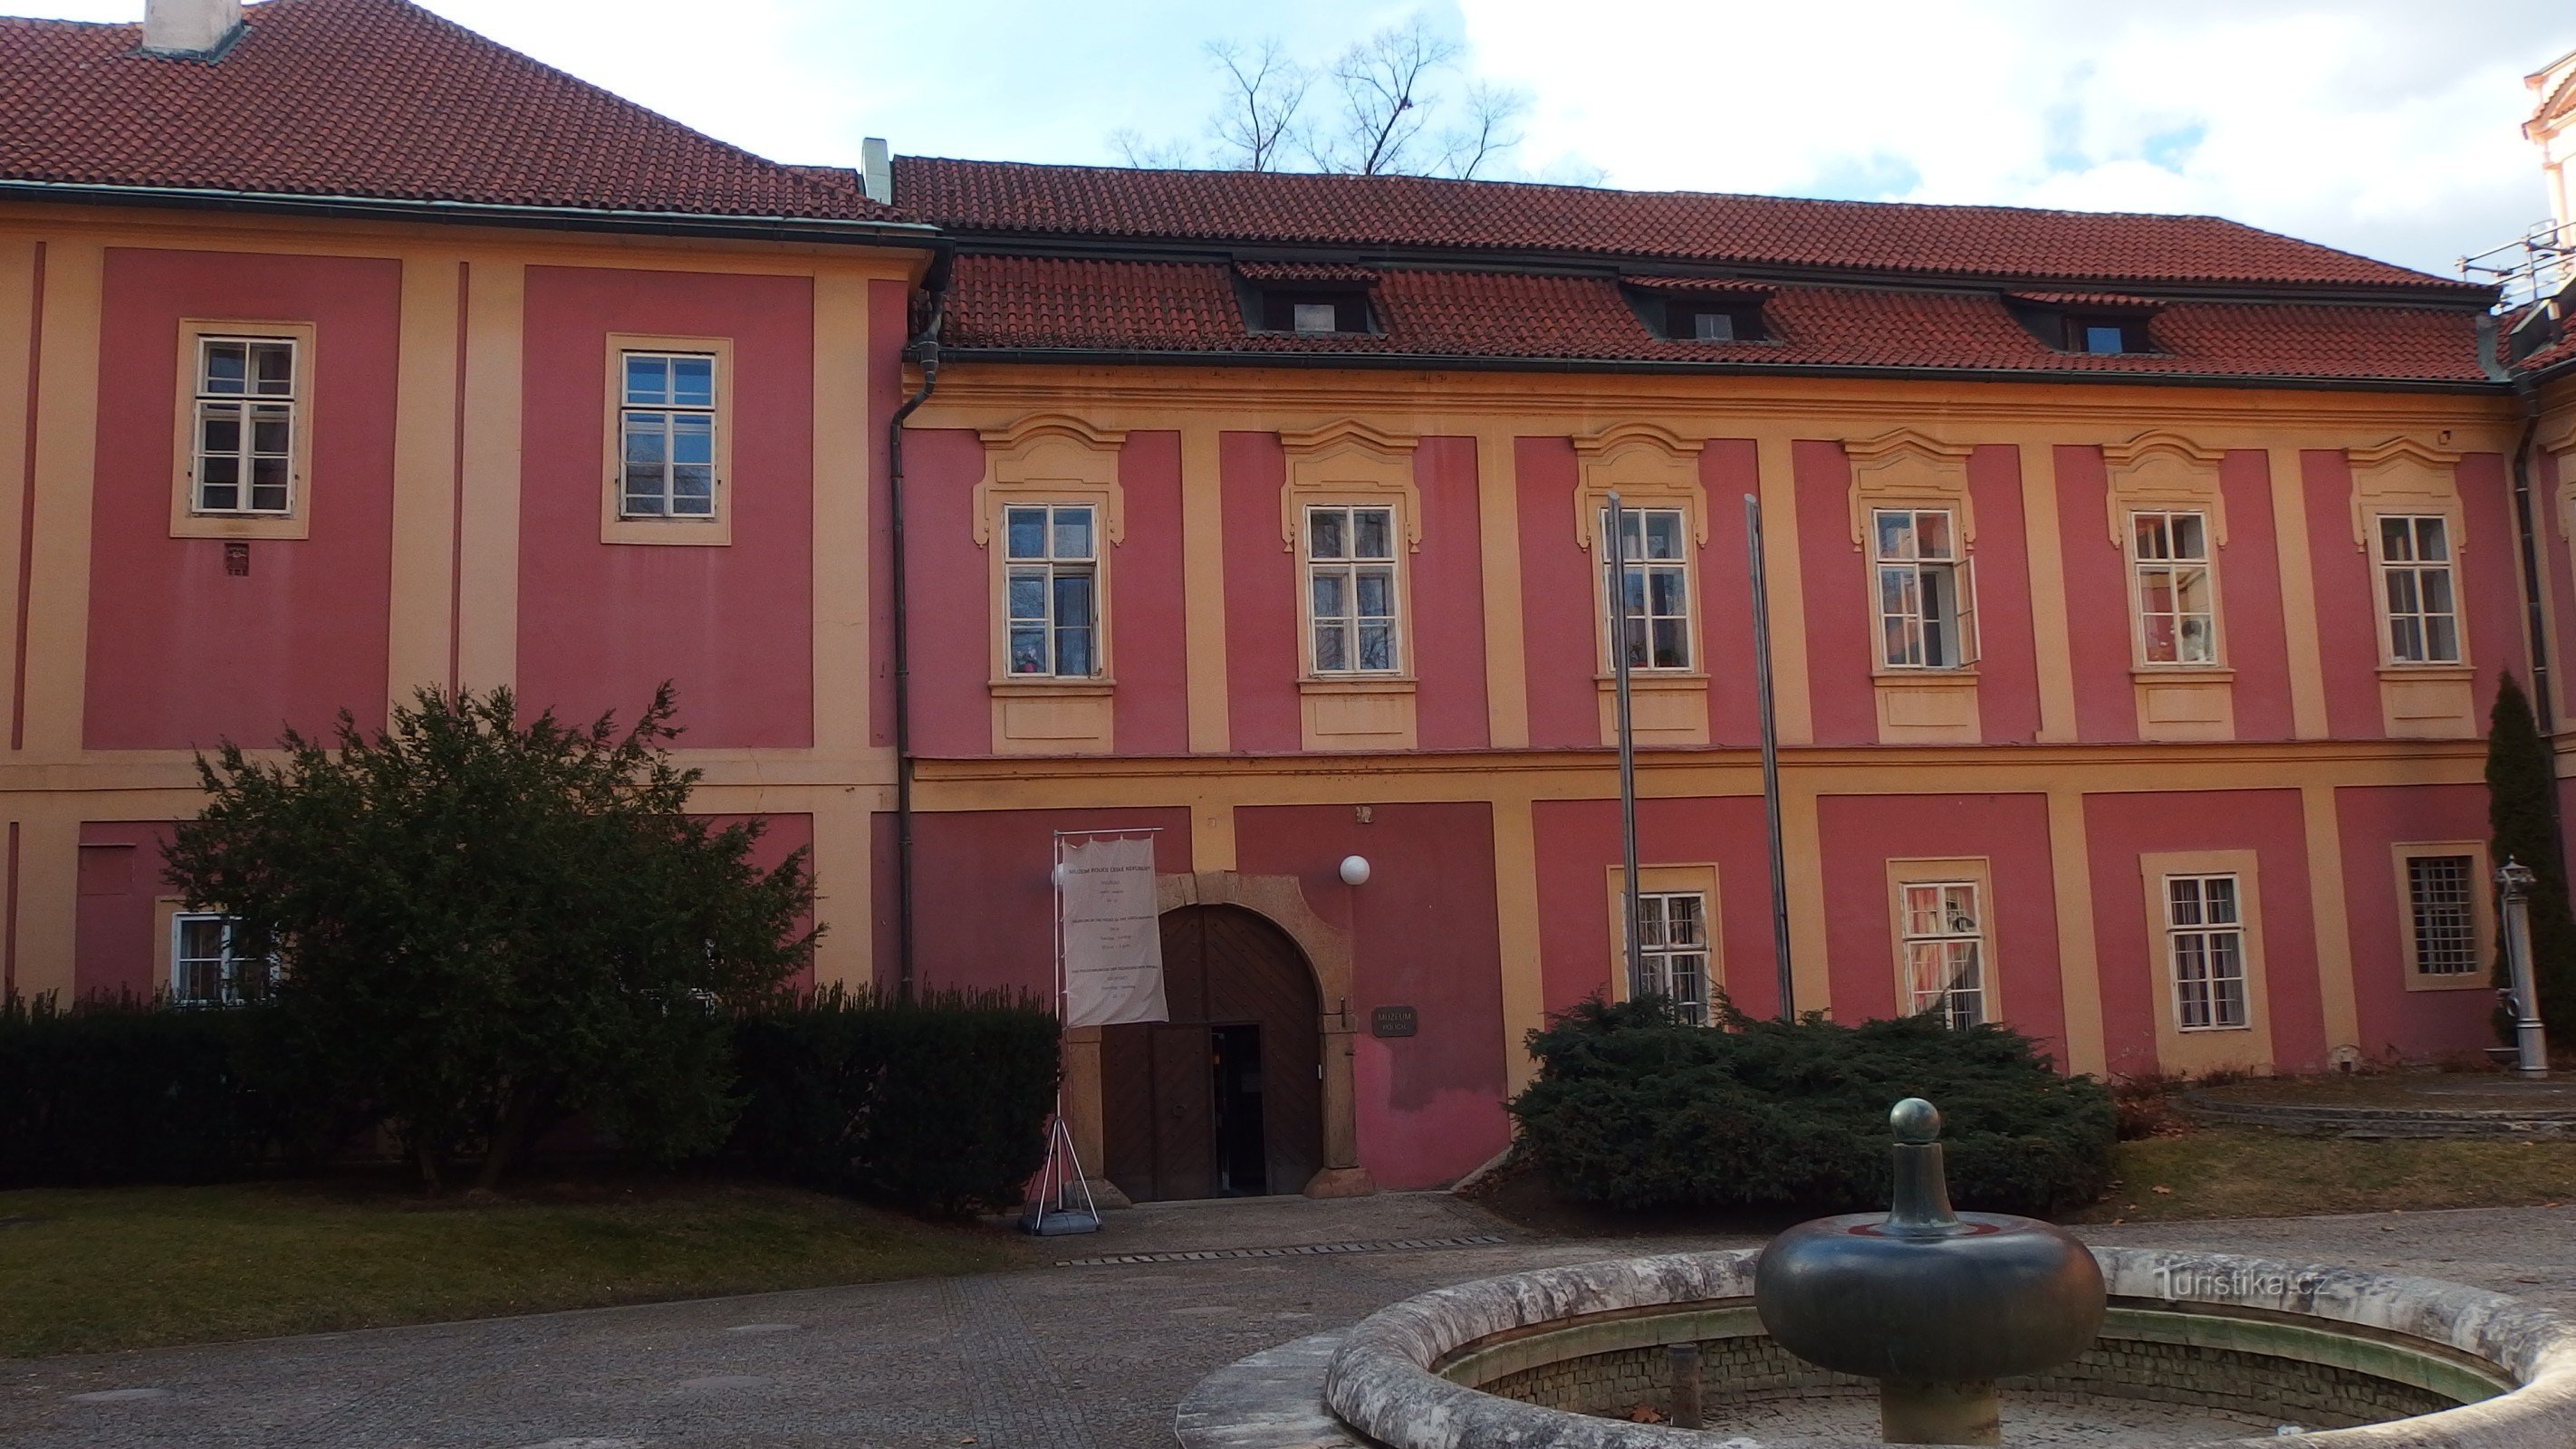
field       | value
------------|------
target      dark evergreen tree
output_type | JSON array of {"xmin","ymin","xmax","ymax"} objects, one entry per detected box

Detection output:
[
  {"xmin": 164, "ymin": 685, "xmax": 814, "ymax": 1189},
  {"xmin": 2485, "ymin": 673, "xmax": 2576, "ymax": 1042}
]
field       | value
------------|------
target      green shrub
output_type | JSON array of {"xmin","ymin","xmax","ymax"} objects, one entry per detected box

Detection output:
[
  {"xmin": 1507, "ymin": 995, "xmax": 2115, "ymax": 1217},
  {"xmin": 729, "ymin": 989, "xmax": 1060, "ymax": 1217},
  {"xmin": 0, "ymin": 994, "xmax": 282, "ymax": 1185}
]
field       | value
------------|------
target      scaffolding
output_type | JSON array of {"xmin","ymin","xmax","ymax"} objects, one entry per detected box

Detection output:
[{"xmin": 2461, "ymin": 218, "xmax": 2575, "ymax": 314}]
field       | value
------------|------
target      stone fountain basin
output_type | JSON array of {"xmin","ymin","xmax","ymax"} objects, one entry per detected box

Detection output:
[{"xmin": 1178, "ymin": 1247, "xmax": 2576, "ymax": 1448}]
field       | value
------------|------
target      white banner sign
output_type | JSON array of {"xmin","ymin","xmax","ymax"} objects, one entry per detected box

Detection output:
[{"xmin": 1060, "ymin": 835, "xmax": 1168, "ymax": 1028}]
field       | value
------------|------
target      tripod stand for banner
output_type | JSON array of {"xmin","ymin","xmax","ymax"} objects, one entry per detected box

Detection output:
[{"xmin": 1020, "ymin": 826, "xmax": 1165, "ymax": 1235}]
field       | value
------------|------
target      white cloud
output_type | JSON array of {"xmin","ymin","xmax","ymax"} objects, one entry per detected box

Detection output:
[{"xmin": 1458, "ymin": 0, "xmax": 2576, "ymax": 275}]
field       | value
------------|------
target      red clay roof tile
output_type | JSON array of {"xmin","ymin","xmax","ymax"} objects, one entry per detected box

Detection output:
[
  {"xmin": 897, "ymin": 158, "xmax": 2481, "ymax": 297},
  {"xmin": 942, "ymin": 254, "xmax": 2492, "ymax": 382},
  {"xmin": 0, "ymin": 0, "xmax": 900, "ymax": 222}
]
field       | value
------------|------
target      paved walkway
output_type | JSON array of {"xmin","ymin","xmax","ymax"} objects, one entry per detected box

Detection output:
[{"xmin": 2, "ymin": 1194, "xmax": 2570, "ymax": 1449}]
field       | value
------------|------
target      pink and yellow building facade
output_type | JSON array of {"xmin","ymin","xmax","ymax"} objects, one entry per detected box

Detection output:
[{"xmin": 7, "ymin": 0, "xmax": 2576, "ymax": 1199}]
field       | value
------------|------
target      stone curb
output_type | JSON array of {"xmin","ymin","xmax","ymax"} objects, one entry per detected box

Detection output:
[{"xmin": 2178, "ymin": 1089, "xmax": 2576, "ymax": 1138}]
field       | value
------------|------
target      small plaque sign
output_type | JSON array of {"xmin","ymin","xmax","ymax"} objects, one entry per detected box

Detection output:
[{"xmin": 1371, "ymin": 1005, "xmax": 1418, "ymax": 1039}]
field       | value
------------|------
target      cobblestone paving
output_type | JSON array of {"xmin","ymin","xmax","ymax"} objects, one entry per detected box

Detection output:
[{"xmin": 0, "ymin": 1195, "xmax": 2566, "ymax": 1449}]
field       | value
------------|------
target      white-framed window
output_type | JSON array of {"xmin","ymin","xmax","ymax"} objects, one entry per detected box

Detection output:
[
  {"xmin": 1628, "ymin": 891, "xmax": 1711, "ymax": 1024},
  {"xmin": 1600, "ymin": 506, "xmax": 1692, "ymax": 670},
  {"xmin": 1004, "ymin": 504, "xmax": 1098, "ymax": 677},
  {"xmin": 170, "ymin": 913, "xmax": 267, "ymax": 1008},
  {"xmin": 2164, "ymin": 874, "xmax": 2249, "ymax": 1030},
  {"xmin": 2131, "ymin": 510, "xmax": 2216, "ymax": 665},
  {"xmin": 2377, "ymin": 515, "xmax": 2459, "ymax": 665},
  {"xmin": 1306, "ymin": 504, "xmax": 1399, "ymax": 674},
  {"xmin": 1898, "ymin": 881, "xmax": 1986, "ymax": 1028},
  {"xmin": 619, "ymin": 350, "xmax": 719, "ymax": 518},
  {"xmin": 2404, "ymin": 854, "xmax": 2479, "ymax": 977},
  {"xmin": 1872, "ymin": 508, "xmax": 1975, "ymax": 669},
  {"xmin": 191, "ymin": 336, "xmax": 296, "ymax": 514}
]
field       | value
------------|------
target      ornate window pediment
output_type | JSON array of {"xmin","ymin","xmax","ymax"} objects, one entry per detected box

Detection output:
[
  {"xmin": 973, "ymin": 412, "xmax": 1129, "ymax": 547},
  {"xmin": 2100, "ymin": 429, "xmax": 2229, "ymax": 547},
  {"xmin": 1277, "ymin": 419, "xmax": 1420, "ymax": 552},
  {"xmin": 1842, "ymin": 427, "xmax": 1975, "ymax": 547},
  {"xmin": 1570, "ymin": 421, "xmax": 1707, "ymax": 552},
  {"xmin": 2345, "ymin": 437, "xmax": 2462, "ymax": 552}
]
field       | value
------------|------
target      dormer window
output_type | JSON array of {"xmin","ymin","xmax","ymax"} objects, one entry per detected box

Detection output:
[
  {"xmin": 2008, "ymin": 291, "xmax": 2163, "ymax": 356},
  {"xmin": 1235, "ymin": 261, "xmax": 1380, "ymax": 337},
  {"xmin": 1624, "ymin": 276, "xmax": 1774, "ymax": 343}
]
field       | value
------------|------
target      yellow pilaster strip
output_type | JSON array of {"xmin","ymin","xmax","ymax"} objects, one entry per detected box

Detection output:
[
  {"xmin": 1178, "ymin": 421, "xmax": 1231, "ymax": 753},
  {"xmin": 2021, "ymin": 443, "xmax": 2080, "ymax": 743},
  {"xmin": 452, "ymin": 261, "xmax": 524, "ymax": 695},
  {"xmin": 2302, "ymin": 782, "xmax": 2362, "ymax": 1058},
  {"xmin": 0, "ymin": 241, "xmax": 37, "ymax": 745},
  {"xmin": 1492, "ymin": 793, "xmax": 1543, "ymax": 1093},
  {"xmin": 1751, "ymin": 430, "xmax": 1814, "ymax": 744},
  {"xmin": 1190, "ymin": 798, "xmax": 1235, "ymax": 872},
  {"xmin": 11, "ymin": 807, "xmax": 76, "ymax": 999},
  {"xmin": 2045, "ymin": 789, "xmax": 2107, "ymax": 1075},
  {"xmin": 1474, "ymin": 427, "xmax": 1530, "ymax": 749},
  {"xmin": 809, "ymin": 271, "xmax": 879, "ymax": 991},
  {"xmin": 385, "ymin": 254, "xmax": 461, "ymax": 707},
  {"xmin": 2267, "ymin": 446, "xmax": 2331, "ymax": 739},
  {"xmin": 19, "ymin": 241, "xmax": 99, "ymax": 759},
  {"xmin": 1782, "ymin": 777, "xmax": 1832, "ymax": 1016}
]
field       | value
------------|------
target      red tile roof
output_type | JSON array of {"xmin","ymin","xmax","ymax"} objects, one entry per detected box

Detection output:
[
  {"xmin": 0, "ymin": 0, "xmax": 901, "ymax": 223},
  {"xmin": 1235, "ymin": 260, "xmax": 1378, "ymax": 283},
  {"xmin": 941, "ymin": 254, "xmax": 2493, "ymax": 383},
  {"xmin": 897, "ymin": 158, "xmax": 2481, "ymax": 297}
]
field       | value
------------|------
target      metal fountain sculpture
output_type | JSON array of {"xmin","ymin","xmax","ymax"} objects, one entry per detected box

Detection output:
[{"xmin": 1754, "ymin": 1099, "xmax": 2107, "ymax": 1445}]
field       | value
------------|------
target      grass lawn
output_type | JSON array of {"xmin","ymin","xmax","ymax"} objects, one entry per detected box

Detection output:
[
  {"xmin": 2071, "ymin": 1125, "xmax": 2576, "ymax": 1223},
  {"xmin": 0, "ymin": 1176, "xmax": 1028, "ymax": 1358}
]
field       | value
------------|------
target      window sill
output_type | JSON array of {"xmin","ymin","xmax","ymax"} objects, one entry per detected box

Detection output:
[
  {"xmin": 2403, "ymin": 971, "xmax": 2494, "ymax": 993},
  {"xmin": 174, "ymin": 509, "xmax": 308, "ymax": 542},
  {"xmin": 603, "ymin": 511, "xmax": 730, "ymax": 547},
  {"xmin": 1593, "ymin": 671, "xmax": 1707, "ymax": 691},
  {"xmin": 2131, "ymin": 665, "xmax": 2232, "ymax": 682},
  {"xmin": 990, "ymin": 678, "xmax": 1115, "ymax": 697},
  {"xmin": 2377, "ymin": 662, "xmax": 2474, "ymax": 681},
  {"xmin": 1871, "ymin": 667, "xmax": 1979, "ymax": 685},
  {"xmin": 1301, "ymin": 676, "xmax": 1415, "ymax": 696},
  {"xmin": 2174, "ymin": 1023, "xmax": 2254, "ymax": 1034}
]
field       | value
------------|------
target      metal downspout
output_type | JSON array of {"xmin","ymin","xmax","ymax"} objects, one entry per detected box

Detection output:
[{"xmin": 888, "ymin": 252, "xmax": 951, "ymax": 1002}]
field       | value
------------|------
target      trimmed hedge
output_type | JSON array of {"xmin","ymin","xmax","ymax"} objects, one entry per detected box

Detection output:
[
  {"xmin": 1508, "ymin": 995, "xmax": 2116, "ymax": 1217},
  {"xmin": 0, "ymin": 995, "xmax": 284, "ymax": 1186},
  {"xmin": 728, "ymin": 989, "xmax": 1060, "ymax": 1217}
]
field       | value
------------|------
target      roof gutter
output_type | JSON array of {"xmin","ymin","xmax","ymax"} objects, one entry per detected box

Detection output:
[
  {"xmin": 933, "ymin": 345, "xmax": 2514, "ymax": 396},
  {"xmin": 2510, "ymin": 378, "xmax": 2557, "ymax": 735},
  {"xmin": 0, "ymin": 178, "xmax": 940, "ymax": 247}
]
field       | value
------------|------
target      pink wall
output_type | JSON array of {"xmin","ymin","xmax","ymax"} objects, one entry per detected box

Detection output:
[
  {"xmin": 72, "ymin": 821, "xmax": 171, "ymax": 1000},
  {"xmin": 1412, "ymin": 437, "xmax": 1489, "ymax": 751},
  {"xmin": 2083, "ymin": 789, "xmax": 2325, "ymax": 1077},
  {"xmin": 2218, "ymin": 450, "xmax": 2297, "ymax": 739},
  {"xmin": 1812, "ymin": 792, "xmax": 2070, "ymax": 1065},
  {"xmin": 2457, "ymin": 452, "xmax": 2531, "ymax": 714},
  {"xmin": 2333, "ymin": 783, "xmax": 2497, "ymax": 1062},
  {"xmin": 1700, "ymin": 440, "xmax": 1764, "ymax": 746},
  {"xmin": 1113, "ymin": 432, "xmax": 1190, "ymax": 754},
  {"xmin": 1221, "ymin": 432, "xmax": 1300, "ymax": 752},
  {"xmin": 898, "ymin": 427, "xmax": 988, "ymax": 757},
  {"xmin": 1966, "ymin": 446, "xmax": 2041, "ymax": 744},
  {"xmin": 1528, "ymin": 794, "xmax": 1783, "ymax": 1022},
  {"xmin": 87, "ymin": 248, "xmax": 399, "ymax": 750},
  {"xmin": 1515, "ymin": 437, "xmax": 1596, "ymax": 750},
  {"xmin": 2543, "ymin": 448, "xmax": 2576, "ymax": 724},
  {"xmin": 907, "ymin": 807, "xmax": 1192, "ymax": 1000},
  {"xmin": 1237, "ymin": 801, "xmax": 1507, "ymax": 1189},
  {"xmin": 1794, "ymin": 440, "xmax": 1877, "ymax": 745},
  {"xmin": 2302, "ymin": 450, "xmax": 2386, "ymax": 740},
  {"xmin": 517, "ymin": 265, "xmax": 814, "ymax": 748},
  {"xmin": 2054, "ymin": 446, "xmax": 2137, "ymax": 743}
]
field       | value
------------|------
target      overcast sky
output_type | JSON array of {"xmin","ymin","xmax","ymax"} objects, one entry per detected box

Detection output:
[{"xmin": 22, "ymin": 0, "xmax": 2576, "ymax": 280}]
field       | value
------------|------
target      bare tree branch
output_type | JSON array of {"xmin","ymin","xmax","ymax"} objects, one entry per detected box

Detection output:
[
  {"xmin": 1304, "ymin": 15, "xmax": 1458, "ymax": 176},
  {"xmin": 1110, "ymin": 127, "xmax": 1198, "ymax": 169},
  {"xmin": 1436, "ymin": 81, "xmax": 1529, "ymax": 180},
  {"xmin": 1206, "ymin": 38, "xmax": 1310, "ymax": 172}
]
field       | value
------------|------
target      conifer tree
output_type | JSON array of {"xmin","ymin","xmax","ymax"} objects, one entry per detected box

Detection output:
[{"xmin": 2485, "ymin": 673, "xmax": 2576, "ymax": 1042}]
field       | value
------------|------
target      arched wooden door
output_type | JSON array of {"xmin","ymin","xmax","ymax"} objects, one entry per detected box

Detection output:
[{"xmin": 1101, "ymin": 905, "xmax": 1324, "ymax": 1202}]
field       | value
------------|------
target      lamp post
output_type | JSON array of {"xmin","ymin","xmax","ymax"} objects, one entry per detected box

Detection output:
[{"xmin": 2498, "ymin": 859, "xmax": 2552, "ymax": 1080}]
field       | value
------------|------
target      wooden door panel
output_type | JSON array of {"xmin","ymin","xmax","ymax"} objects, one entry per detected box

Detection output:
[
  {"xmin": 1149, "ymin": 1022, "xmax": 1213, "ymax": 1200},
  {"xmin": 1100, "ymin": 1022, "xmax": 1157, "ymax": 1203}
]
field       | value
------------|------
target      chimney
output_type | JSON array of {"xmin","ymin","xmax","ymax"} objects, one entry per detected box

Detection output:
[
  {"xmin": 861, "ymin": 138, "xmax": 893, "ymax": 206},
  {"xmin": 142, "ymin": 0, "xmax": 244, "ymax": 57}
]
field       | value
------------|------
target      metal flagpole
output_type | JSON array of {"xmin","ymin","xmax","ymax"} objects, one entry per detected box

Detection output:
[
  {"xmin": 1025, "ymin": 827, "xmax": 1157, "ymax": 1234},
  {"xmin": 1607, "ymin": 493, "xmax": 1646, "ymax": 1000},
  {"xmin": 1746, "ymin": 494, "xmax": 1795, "ymax": 1020}
]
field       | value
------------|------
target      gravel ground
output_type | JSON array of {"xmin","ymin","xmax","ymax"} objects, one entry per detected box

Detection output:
[{"xmin": 1, "ymin": 1194, "xmax": 2567, "ymax": 1449}]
